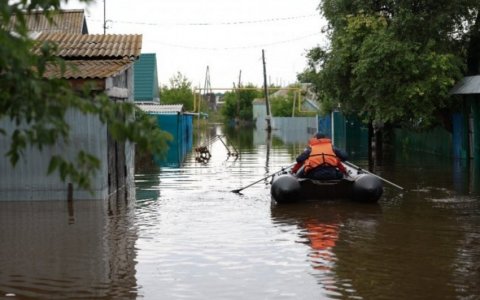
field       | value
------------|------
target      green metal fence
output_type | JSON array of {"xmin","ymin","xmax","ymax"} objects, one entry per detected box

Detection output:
[
  {"xmin": 332, "ymin": 112, "xmax": 369, "ymax": 159},
  {"xmin": 394, "ymin": 127, "xmax": 453, "ymax": 157}
]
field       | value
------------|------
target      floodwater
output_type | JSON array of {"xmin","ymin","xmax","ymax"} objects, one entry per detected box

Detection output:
[{"xmin": 1, "ymin": 124, "xmax": 480, "ymax": 300}]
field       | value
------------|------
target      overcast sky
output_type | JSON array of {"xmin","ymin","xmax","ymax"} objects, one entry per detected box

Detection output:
[{"xmin": 63, "ymin": 0, "xmax": 327, "ymax": 90}]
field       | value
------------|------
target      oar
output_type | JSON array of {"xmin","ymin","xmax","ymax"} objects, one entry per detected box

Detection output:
[
  {"xmin": 231, "ymin": 163, "xmax": 296, "ymax": 193},
  {"xmin": 343, "ymin": 161, "xmax": 404, "ymax": 190}
]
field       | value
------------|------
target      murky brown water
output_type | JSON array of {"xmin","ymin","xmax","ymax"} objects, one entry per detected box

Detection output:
[{"xmin": 1, "ymin": 124, "xmax": 479, "ymax": 299}]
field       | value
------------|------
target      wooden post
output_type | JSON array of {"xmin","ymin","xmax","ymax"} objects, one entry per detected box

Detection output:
[
  {"xmin": 237, "ymin": 70, "xmax": 241, "ymax": 117},
  {"xmin": 67, "ymin": 183, "xmax": 73, "ymax": 203},
  {"xmin": 67, "ymin": 183, "xmax": 75, "ymax": 224},
  {"xmin": 262, "ymin": 49, "xmax": 272, "ymax": 132}
]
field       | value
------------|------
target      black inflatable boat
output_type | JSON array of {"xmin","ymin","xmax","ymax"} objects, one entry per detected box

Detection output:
[{"xmin": 271, "ymin": 163, "xmax": 383, "ymax": 204}]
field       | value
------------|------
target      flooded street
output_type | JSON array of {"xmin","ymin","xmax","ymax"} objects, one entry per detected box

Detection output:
[{"xmin": 1, "ymin": 124, "xmax": 480, "ymax": 299}]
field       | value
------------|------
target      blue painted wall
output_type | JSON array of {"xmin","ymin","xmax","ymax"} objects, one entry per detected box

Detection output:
[
  {"xmin": 154, "ymin": 114, "xmax": 193, "ymax": 167},
  {"xmin": 317, "ymin": 114, "xmax": 331, "ymax": 138}
]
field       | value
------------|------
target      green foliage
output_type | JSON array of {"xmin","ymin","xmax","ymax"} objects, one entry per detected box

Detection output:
[
  {"xmin": 270, "ymin": 85, "xmax": 318, "ymax": 117},
  {"xmin": 1, "ymin": 0, "xmax": 170, "ymax": 190},
  {"xmin": 221, "ymin": 84, "xmax": 261, "ymax": 121},
  {"xmin": 160, "ymin": 72, "xmax": 194, "ymax": 111},
  {"xmin": 270, "ymin": 95, "xmax": 293, "ymax": 117},
  {"xmin": 299, "ymin": 0, "xmax": 479, "ymax": 129}
]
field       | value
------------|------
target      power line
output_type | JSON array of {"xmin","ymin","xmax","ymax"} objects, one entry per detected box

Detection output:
[
  {"xmin": 149, "ymin": 32, "xmax": 323, "ymax": 51},
  {"xmin": 86, "ymin": 14, "xmax": 319, "ymax": 27}
]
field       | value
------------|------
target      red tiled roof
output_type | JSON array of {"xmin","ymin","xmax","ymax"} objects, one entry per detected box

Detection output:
[{"xmin": 35, "ymin": 32, "xmax": 143, "ymax": 60}]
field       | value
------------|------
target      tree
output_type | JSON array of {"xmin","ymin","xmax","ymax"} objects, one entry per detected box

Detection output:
[
  {"xmin": 221, "ymin": 84, "xmax": 261, "ymax": 122},
  {"xmin": 299, "ymin": 0, "xmax": 480, "ymax": 130},
  {"xmin": 160, "ymin": 72, "xmax": 194, "ymax": 111},
  {"xmin": 270, "ymin": 95, "xmax": 293, "ymax": 117},
  {"xmin": 270, "ymin": 84, "xmax": 318, "ymax": 117},
  {"xmin": 1, "ymin": 0, "xmax": 170, "ymax": 190}
]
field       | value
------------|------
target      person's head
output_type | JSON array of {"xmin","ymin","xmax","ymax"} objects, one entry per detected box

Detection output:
[{"xmin": 314, "ymin": 132, "xmax": 326, "ymax": 139}]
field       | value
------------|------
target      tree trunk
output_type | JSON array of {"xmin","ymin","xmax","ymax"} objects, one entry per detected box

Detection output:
[{"xmin": 467, "ymin": 12, "xmax": 480, "ymax": 75}]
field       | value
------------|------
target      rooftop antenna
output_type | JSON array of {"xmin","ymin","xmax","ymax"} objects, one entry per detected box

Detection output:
[{"xmin": 103, "ymin": 0, "xmax": 106, "ymax": 34}]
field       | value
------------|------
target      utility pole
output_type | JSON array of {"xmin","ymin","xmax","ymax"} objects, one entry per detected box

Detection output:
[
  {"xmin": 262, "ymin": 49, "xmax": 271, "ymax": 132},
  {"xmin": 236, "ymin": 70, "xmax": 241, "ymax": 116}
]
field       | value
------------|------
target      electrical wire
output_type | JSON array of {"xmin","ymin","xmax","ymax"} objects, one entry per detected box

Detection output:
[
  {"xmin": 86, "ymin": 13, "xmax": 319, "ymax": 27},
  {"xmin": 148, "ymin": 32, "xmax": 323, "ymax": 51}
]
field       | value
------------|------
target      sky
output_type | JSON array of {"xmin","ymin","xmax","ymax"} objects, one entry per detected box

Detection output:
[{"xmin": 62, "ymin": 0, "xmax": 328, "ymax": 90}]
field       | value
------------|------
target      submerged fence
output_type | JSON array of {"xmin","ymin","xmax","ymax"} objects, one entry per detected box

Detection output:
[{"xmin": 270, "ymin": 117, "xmax": 319, "ymax": 144}]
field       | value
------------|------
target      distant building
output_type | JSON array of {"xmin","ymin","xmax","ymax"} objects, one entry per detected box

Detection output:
[
  {"xmin": 134, "ymin": 53, "xmax": 160, "ymax": 103},
  {"xmin": 136, "ymin": 104, "xmax": 193, "ymax": 167},
  {"xmin": 252, "ymin": 98, "xmax": 268, "ymax": 127}
]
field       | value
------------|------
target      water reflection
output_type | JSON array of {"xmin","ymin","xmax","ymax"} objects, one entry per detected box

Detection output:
[
  {"xmin": 0, "ymin": 200, "xmax": 138, "ymax": 299},
  {"xmin": 1, "ymin": 123, "xmax": 480, "ymax": 299},
  {"xmin": 382, "ymin": 148, "xmax": 479, "ymax": 197},
  {"xmin": 271, "ymin": 201, "xmax": 382, "ymax": 298},
  {"xmin": 135, "ymin": 164, "xmax": 161, "ymax": 203}
]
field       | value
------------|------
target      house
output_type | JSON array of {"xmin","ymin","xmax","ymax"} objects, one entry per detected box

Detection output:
[
  {"xmin": 136, "ymin": 104, "xmax": 193, "ymax": 167},
  {"xmin": 134, "ymin": 53, "xmax": 160, "ymax": 103},
  {"xmin": 9, "ymin": 9, "xmax": 88, "ymax": 34},
  {"xmin": 450, "ymin": 75, "xmax": 480, "ymax": 160},
  {"xmin": 252, "ymin": 97, "xmax": 319, "ymax": 144},
  {"xmin": 0, "ymin": 31, "xmax": 142, "ymax": 201},
  {"xmin": 133, "ymin": 54, "xmax": 193, "ymax": 167}
]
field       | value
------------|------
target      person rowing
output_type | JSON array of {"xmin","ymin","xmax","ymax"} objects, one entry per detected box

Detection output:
[{"xmin": 292, "ymin": 132, "xmax": 348, "ymax": 180}]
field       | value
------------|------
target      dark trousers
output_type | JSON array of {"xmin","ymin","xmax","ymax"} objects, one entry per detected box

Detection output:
[{"xmin": 296, "ymin": 166, "xmax": 343, "ymax": 180}]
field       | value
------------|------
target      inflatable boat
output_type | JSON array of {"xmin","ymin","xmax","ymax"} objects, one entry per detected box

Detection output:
[{"xmin": 271, "ymin": 163, "xmax": 383, "ymax": 204}]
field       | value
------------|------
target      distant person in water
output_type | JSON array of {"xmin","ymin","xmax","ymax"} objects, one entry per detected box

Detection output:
[{"xmin": 292, "ymin": 132, "xmax": 348, "ymax": 180}]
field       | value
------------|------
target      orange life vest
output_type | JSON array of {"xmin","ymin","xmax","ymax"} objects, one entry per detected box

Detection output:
[{"xmin": 303, "ymin": 138, "xmax": 342, "ymax": 174}]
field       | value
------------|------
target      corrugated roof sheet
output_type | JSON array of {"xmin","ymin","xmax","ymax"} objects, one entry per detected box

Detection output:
[
  {"xmin": 34, "ymin": 32, "xmax": 142, "ymax": 60},
  {"xmin": 252, "ymin": 98, "xmax": 266, "ymax": 104},
  {"xmin": 134, "ymin": 53, "xmax": 159, "ymax": 101},
  {"xmin": 137, "ymin": 104, "xmax": 184, "ymax": 114},
  {"xmin": 44, "ymin": 59, "xmax": 133, "ymax": 79},
  {"xmin": 450, "ymin": 76, "xmax": 480, "ymax": 95},
  {"xmin": 9, "ymin": 9, "xmax": 88, "ymax": 34}
]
